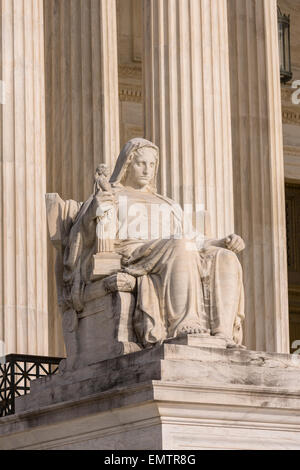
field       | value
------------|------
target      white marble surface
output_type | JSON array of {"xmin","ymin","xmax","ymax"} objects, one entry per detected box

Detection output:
[
  {"xmin": 143, "ymin": 0, "xmax": 234, "ymax": 240},
  {"xmin": 1, "ymin": 344, "xmax": 300, "ymax": 449},
  {"xmin": 228, "ymin": 0, "xmax": 289, "ymax": 353},
  {"xmin": 0, "ymin": 0, "xmax": 48, "ymax": 355},
  {"xmin": 46, "ymin": 139, "xmax": 246, "ymax": 362},
  {"xmin": 44, "ymin": 0, "xmax": 120, "ymax": 356}
]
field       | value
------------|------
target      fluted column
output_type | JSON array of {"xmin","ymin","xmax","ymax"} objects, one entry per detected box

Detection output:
[
  {"xmin": 44, "ymin": 0, "xmax": 120, "ymax": 355},
  {"xmin": 0, "ymin": 0, "xmax": 48, "ymax": 355},
  {"xmin": 44, "ymin": 0, "xmax": 120, "ymax": 202},
  {"xmin": 144, "ymin": 0, "xmax": 234, "ymax": 238},
  {"xmin": 228, "ymin": 0, "xmax": 289, "ymax": 352}
]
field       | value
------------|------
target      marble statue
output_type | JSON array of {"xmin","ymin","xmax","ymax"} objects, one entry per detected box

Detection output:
[
  {"xmin": 46, "ymin": 138, "xmax": 246, "ymax": 369},
  {"xmin": 93, "ymin": 164, "xmax": 116, "ymax": 254}
]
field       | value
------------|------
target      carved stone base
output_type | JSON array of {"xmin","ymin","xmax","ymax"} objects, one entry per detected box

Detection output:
[
  {"xmin": 91, "ymin": 252, "xmax": 122, "ymax": 280},
  {"xmin": 2, "ymin": 345, "xmax": 300, "ymax": 449},
  {"xmin": 167, "ymin": 333, "xmax": 227, "ymax": 349},
  {"xmin": 61, "ymin": 275, "xmax": 140, "ymax": 371}
]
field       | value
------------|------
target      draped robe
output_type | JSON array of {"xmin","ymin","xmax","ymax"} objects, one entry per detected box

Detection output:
[
  {"xmin": 54, "ymin": 138, "xmax": 244, "ymax": 348},
  {"xmin": 110, "ymin": 187, "xmax": 245, "ymax": 347},
  {"xmin": 54, "ymin": 188, "xmax": 244, "ymax": 348}
]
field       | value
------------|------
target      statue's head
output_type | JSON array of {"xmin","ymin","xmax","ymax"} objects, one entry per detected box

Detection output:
[
  {"xmin": 95, "ymin": 163, "xmax": 110, "ymax": 177},
  {"xmin": 110, "ymin": 138, "xmax": 159, "ymax": 192}
]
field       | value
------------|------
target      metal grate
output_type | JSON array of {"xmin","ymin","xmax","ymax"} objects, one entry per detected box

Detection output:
[{"xmin": 0, "ymin": 354, "xmax": 62, "ymax": 417}]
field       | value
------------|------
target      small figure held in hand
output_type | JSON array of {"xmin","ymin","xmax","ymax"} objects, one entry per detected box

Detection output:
[
  {"xmin": 92, "ymin": 163, "xmax": 121, "ymax": 275},
  {"xmin": 93, "ymin": 163, "xmax": 112, "ymax": 195}
]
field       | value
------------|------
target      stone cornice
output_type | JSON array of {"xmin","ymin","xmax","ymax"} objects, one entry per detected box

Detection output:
[{"xmin": 119, "ymin": 64, "xmax": 142, "ymax": 80}]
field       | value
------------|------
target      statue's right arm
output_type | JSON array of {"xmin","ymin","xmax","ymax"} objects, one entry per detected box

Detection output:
[
  {"xmin": 45, "ymin": 193, "xmax": 66, "ymax": 248},
  {"xmin": 45, "ymin": 193, "xmax": 82, "ymax": 248},
  {"xmin": 81, "ymin": 193, "xmax": 115, "ymax": 229}
]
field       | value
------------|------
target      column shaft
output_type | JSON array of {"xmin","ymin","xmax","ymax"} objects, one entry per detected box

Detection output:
[
  {"xmin": 228, "ymin": 0, "xmax": 289, "ymax": 352},
  {"xmin": 0, "ymin": 0, "xmax": 48, "ymax": 355},
  {"xmin": 44, "ymin": 0, "xmax": 120, "ymax": 355},
  {"xmin": 144, "ymin": 0, "xmax": 234, "ymax": 238}
]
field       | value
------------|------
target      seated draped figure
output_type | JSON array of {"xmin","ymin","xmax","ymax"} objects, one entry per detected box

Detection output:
[{"xmin": 46, "ymin": 138, "xmax": 246, "ymax": 368}]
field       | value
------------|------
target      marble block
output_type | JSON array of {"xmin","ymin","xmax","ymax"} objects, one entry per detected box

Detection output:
[
  {"xmin": 91, "ymin": 253, "xmax": 122, "ymax": 280},
  {"xmin": 62, "ymin": 289, "xmax": 141, "ymax": 371},
  {"xmin": 1, "ymin": 343, "xmax": 300, "ymax": 449}
]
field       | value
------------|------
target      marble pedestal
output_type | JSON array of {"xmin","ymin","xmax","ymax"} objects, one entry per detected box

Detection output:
[
  {"xmin": 60, "ymin": 274, "xmax": 140, "ymax": 370},
  {"xmin": 1, "ymin": 341, "xmax": 300, "ymax": 449}
]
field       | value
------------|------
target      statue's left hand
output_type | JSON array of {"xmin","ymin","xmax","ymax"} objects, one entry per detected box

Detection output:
[{"xmin": 225, "ymin": 234, "xmax": 245, "ymax": 253}]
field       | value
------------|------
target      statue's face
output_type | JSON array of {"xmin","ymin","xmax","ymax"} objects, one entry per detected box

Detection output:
[{"xmin": 124, "ymin": 147, "xmax": 157, "ymax": 190}]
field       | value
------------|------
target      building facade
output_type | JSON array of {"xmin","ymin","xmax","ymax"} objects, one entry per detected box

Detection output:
[{"xmin": 0, "ymin": 0, "xmax": 299, "ymax": 358}]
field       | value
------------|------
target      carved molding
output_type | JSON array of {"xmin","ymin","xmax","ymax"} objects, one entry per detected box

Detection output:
[
  {"xmin": 118, "ymin": 64, "xmax": 142, "ymax": 103},
  {"xmin": 284, "ymin": 145, "xmax": 300, "ymax": 156},
  {"xmin": 282, "ymin": 107, "xmax": 300, "ymax": 125},
  {"xmin": 119, "ymin": 64, "xmax": 142, "ymax": 80},
  {"xmin": 119, "ymin": 84, "xmax": 142, "ymax": 103}
]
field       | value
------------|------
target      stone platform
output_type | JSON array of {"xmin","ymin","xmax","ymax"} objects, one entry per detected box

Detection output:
[{"xmin": 1, "ymin": 339, "xmax": 300, "ymax": 449}]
